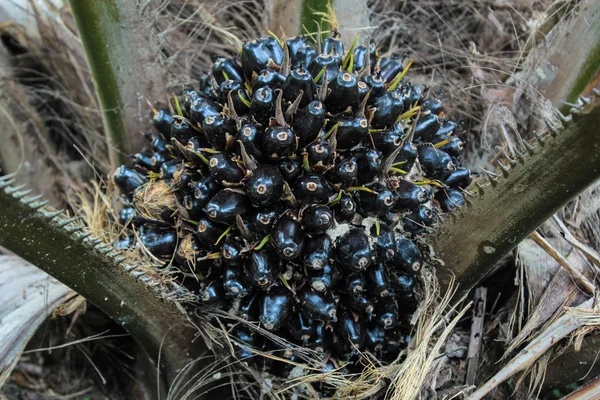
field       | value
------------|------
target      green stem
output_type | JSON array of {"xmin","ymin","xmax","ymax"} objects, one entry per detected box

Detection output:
[
  {"xmin": 433, "ymin": 97, "xmax": 600, "ymax": 299},
  {"xmin": 69, "ymin": 0, "xmax": 168, "ymax": 168}
]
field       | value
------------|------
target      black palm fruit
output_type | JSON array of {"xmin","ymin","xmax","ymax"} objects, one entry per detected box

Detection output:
[
  {"xmin": 371, "ymin": 91, "xmax": 404, "ymax": 129},
  {"xmin": 249, "ymin": 207, "xmax": 282, "ymax": 235},
  {"xmin": 443, "ymin": 167, "xmax": 471, "ymax": 189},
  {"xmin": 113, "ymin": 166, "xmax": 147, "ymax": 198},
  {"xmin": 326, "ymin": 158, "xmax": 358, "ymax": 189},
  {"xmin": 242, "ymin": 40, "xmax": 278, "ymax": 80},
  {"xmin": 298, "ymin": 290, "xmax": 337, "ymax": 322},
  {"xmin": 246, "ymin": 165, "xmax": 284, "ymax": 206},
  {"xmin": 236, "ymin": 127, "xmax": 264, "ymax": 163},
  {"xmin": 352, "ymin": 148, "xmax": 383, "ymax": 184},
  {"xmin": 309, "ymin": 54, "xmax": 340, "ymax": 82},
  {"xmin": 245, "ymin": 245, "xmax": 281, "ymax": 288},
  {"xmin": 355, "ymin": 182, "xmax": 397, "ymax": 217},
  {"xmin": 294, "ymin": 173, "xmax": 332, "ymax": 205},
  {"xmin": 202, "ymin": 115, "xmax": 237, "ymax": 150},
  {"xmin": 223, "ymin": 264, "xmax": 251, "ymax": 297},
  {"xmin": 192, "ymin": 176, "xmax": 221, "ymax": 207},
  {"xmin": 372, "ymin": 122, "xmax": 404, "ymax": 157},
  {"xmin": 254, "ymin": 69, "xmax": 285, "ymax": 91},
  {"xmin": 277, "ymin": 158, "xmax": 304, "ymax": 183},
  {"xmin": 305, "ymin": 139, "xmax": 333, "ymax": 172},
  {"xmin": 414, "ymin": 113, "xmax": 441, "ymax": 142},
  {"xmin": 204, "ymin": 189, "xmax": 251, "ymax": 225},
  {"xmin": 327, "ymin": 72, "xmax": 359, "ymax": 114},
  {"xmin": 293, "ymin": 100, "xmax": 326, "ymax": 148},
  {"xmin": 221, "ymin": 235, "xmax": 246, "ymax": 266},
  {"xmin": 303, "ymin": 234, "xmax": 332, "ymax": 270},
  {"xmin": 262, "ymin": 126, "xmax": 296, "ymax": 160},
  {"xmin": 332, "ymin": 193, "xmax": 357, "ymax": 222},
  {"xmin": 286, "ymin": 36, "xmax": 308, "ymax": 60},
  {"xmin": 418, "ymin": 145, "xmax": 455, "ymax": 180},
  {"xmin": 301, "ymin": 205, "xmax": 333, "ymax": 233},
  {"xmin": 271, "ymin": 212, "xmax": 304, "ymax": 260},
  {"xmin": 295, "ymin": 45, "xmax": 317, "ymax": 70},
  {"xmin": 139, "ymin": 226, "xmax": 177, "ymax": 258},
  {"xmin": 250, "ymin": 86, "xmax": 275, "ymax": 124},
  {"xmin": 333, "ymin": 307, "xmax": 365, "ymax": 358},
  {"xmin": 259, "ymin": 288, "xmax": 293, "ymax": 331},
  {"xmin": 208, "ymin": 153, "xmax": 245, "ymax": 184},
  {"xmin": 287, "ymin": 312, "xmax": 315, "ymax": 345},
  {"xmin": 308, "ymin": 263, "xmax": 340, "ymax": 292},
  {"xmin": 152, "ymin": 108, "xmax": 174, "ymax": 138},
  {"xmin": 334, "ymin": 117, "xmax": 369, "ymax": 151},
  {"xmin": 283, "ymin": 68, "xmax": 316, "ymax": 107},
  {"xmin": 335, "ymin": 228, "xmax": 372, "ymax": 271},
  {"xmin": 212, "ymin": 57, "xmax": 243, "ymax": 84},
  {"xmin": 436, "ymin": 188, "xmax": 465, "ymax": 212},
  {"xmin": 196, "ymin": 217, "xmax": 226, "ymax": 249},
  {"xmin": 116, "ymin": 32, "xmax": 471, "ymax": 365}
]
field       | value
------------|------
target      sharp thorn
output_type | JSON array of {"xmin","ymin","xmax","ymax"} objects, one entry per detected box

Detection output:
[
  {"xmin": 593, "ymin": 88, "xmax": 600, "ymax": 97},
  {"xmin": 76, "ymin": 232, "xmax": 93, "ymax": 240},
  {"xmin": 21, "ymin": 194, "xmax": 44, "ymax": 204},
  {"xmin": 140, "ymin": 276, "xmax": 153, "ymax": 283},
  {"xmin": 64, "ymin": 225, "xmax": 84, "ymax": 233},
  {"xmin": 56, "ymin": 218, "xmax": 77, "ymax": 228},
  {"xmin": 486, "ymin": 172, "xmax": 498, "ymax": 187},
  {"xmin": 476, "ymin": 182, "xmax": 485, "ymax": 195},
  {"xmin": 30, "ymin": 200, "xmax": 49, "ymax": 209},
  {"xmin": 12, "ymin": 188, "xmax": 33, "ymax": 199},
  {"xmin": 89, "ymin": 238, "xmax": 103, "ymax": 246},
  {"xmin": 534, "ymin": 132, "xmax": 545, "ymax": 145},
  {"xmin": 497, "ymin": 161, "xmax": 510, "ymax": 177},
  {"xmin": 131, "ymin": 270, "xmax": 146, "ymax": 278},
  {"xmin": 0, "ymin": 179, "xmax": 16, "ymax": 189},
  {"xmin": 5, "ymin": 184, "xmax": 27, "ymax": 194},
  {"xmin": 113, "ymin": 256, "xmax": 127, "ymax": 264},
  {"xmin": 40, "ymin": 209, "xmax": 64, "ymax": 219},
  {"xmin": 580, "ymin": 96, "xmax": 591, "ymax": 105},
  {"xmin": 523, "ymin": 141, "xmax": 535, "ymax": 155},
  {"xmin": 97, "ymin": 246, "xmax": 112, "ymax": 254},
  {"xmin": 122, "ymin": 264, "xmax": 137, "ymax": 272},
  {"xmin": 0, "ymin": 173, "xmax": 17, "ymax": 182}
]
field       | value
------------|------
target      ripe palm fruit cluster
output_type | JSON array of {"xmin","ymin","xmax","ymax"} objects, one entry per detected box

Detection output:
[{"xmin": 113, "ymin": 32, "xmax": 471, "ymax": 369}]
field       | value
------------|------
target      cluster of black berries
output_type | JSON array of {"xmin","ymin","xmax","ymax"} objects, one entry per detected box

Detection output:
[{"xmin": 112, "ymin": 32, "xmax": 471, "ymax": 370}]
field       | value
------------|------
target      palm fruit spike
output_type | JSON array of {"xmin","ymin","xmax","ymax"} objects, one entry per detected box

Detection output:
[{"xmin": 113, "ymin": 29, "xmax": 472, "ymax": 367}]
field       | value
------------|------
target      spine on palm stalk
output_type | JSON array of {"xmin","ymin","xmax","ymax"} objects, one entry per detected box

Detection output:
[{"xmin": 112, "ymin": 30, "xmax": 472, "ymax": 374}]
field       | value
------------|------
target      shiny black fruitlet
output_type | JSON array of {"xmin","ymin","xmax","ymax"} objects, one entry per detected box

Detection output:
[
  {"xmin": 114, "ymin": 31, "xmax": 471, "ymax": 368},
  {"xmin": 204, "ymin": 189, "xmax": 251, "ymax": 225},
  {"xmin": 308, "ymin": 263, "xmax": 340, "ymax": 292},
  {"xmin": 246, "ymin": 165, "xmax": 284, "ymax": 206},
  {"xmin": 301, "ymin": 205, "xmax": 333, "ymax": 233},
  {"xmin": 303, "ymin": 234, "xmax": 332, "ymax": 270},
  {"xmin": 333, "ymin": 193, "xmax": 357, "ymax": 222},
  {"xmin": 299, "ymin": 290, "xmax": 337, "ymax": 322},
  {"xmin": 335, "ymin": 228, "xmax": 372, "ymax": 271},
  {"xmin": 246, "ymin": 245, "xmax": 281, "ymax": 288},
  {"xmin": 271, "ymin": 212, "xmax": 304, "ymax": 260},
  {"xmin": 287, "ymin": 313, "xmax": 315, "ymax": 345},
  {"xmin": 260, "ymin": 289, "xmax": 293, "ymax": 331}
]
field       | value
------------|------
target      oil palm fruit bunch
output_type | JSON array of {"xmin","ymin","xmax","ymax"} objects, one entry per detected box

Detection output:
[{"xmin": 112, "ymin": 31, "xmax": 471, "ymax": 370}]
